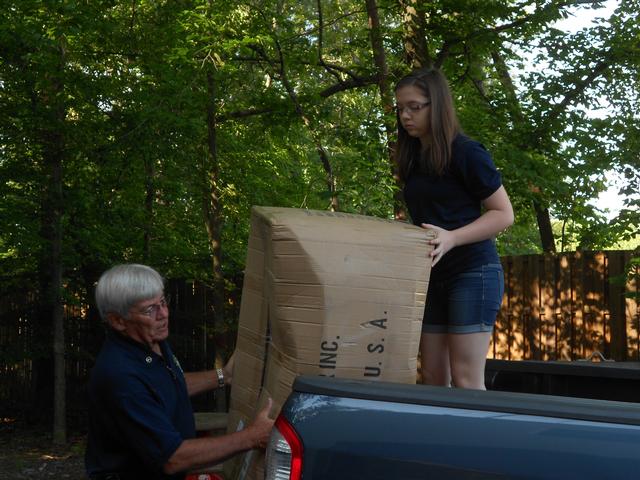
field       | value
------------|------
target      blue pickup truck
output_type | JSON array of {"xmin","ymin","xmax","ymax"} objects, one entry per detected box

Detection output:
[{"xmin": 263, "ymin": 359, "xmax": 640, "ymax": 479}]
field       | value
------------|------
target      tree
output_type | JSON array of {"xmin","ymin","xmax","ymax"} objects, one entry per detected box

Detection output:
[{"xmin": 1, "ymin": 0, "xmax": 638, "ymax": 443}]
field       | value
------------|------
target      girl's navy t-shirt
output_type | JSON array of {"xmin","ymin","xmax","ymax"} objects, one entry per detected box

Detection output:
[{"xmin": 403, "ymin": 134, "xmax": 503, "ymax": 280}]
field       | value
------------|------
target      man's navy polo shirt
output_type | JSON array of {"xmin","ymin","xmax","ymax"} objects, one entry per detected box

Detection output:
[{"xmin": 85, "ymin": 330, "xmax": 196, "ymax": 479}]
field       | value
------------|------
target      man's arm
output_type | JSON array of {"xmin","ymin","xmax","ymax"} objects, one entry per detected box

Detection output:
[
  {"xmin": 163, "ymin": 398, "xmax": 274, "ymax": 475},
  {"xmin": 184, "ymin": 351, "xmax": 235, "ymax": 396}
]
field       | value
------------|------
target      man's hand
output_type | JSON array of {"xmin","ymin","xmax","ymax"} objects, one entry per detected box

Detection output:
[
  {"xmin": 222, "ymin": 350, "xmax": 236, "ymax": 386},
  {"xmin": 164, "ymin": 397, "xmax": 276, "ymax": 475},
  {"xmin": 249, "ymin": 398, "xmax": 275, "ymax": 449}
]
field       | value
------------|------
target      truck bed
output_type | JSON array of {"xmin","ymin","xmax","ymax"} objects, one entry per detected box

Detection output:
[{"xmin": 280, "ymin": 375, "xmax": 640, "ymax": 479}]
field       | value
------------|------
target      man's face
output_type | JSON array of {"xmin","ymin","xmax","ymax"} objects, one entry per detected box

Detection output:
[{"xmin": 116, "ymin": 294, "xmax": 170, "ymax": 348}]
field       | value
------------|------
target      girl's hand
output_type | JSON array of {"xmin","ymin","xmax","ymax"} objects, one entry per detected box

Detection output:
[{"xmin": 421, "ymin": 223, "xmax": 455, "ymax": 267}]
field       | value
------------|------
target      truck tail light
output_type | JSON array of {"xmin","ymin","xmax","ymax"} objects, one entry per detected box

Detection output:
[{"xmin": 264, "ymin": 414, "xmax": 303, "ymax": 480}]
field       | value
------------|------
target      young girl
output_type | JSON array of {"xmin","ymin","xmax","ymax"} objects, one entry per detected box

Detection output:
[{"xmin": 395, "ymin": 68, "xmax": 514, "ymax": 389}]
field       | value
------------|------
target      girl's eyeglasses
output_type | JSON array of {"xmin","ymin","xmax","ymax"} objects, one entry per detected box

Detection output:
[{"xmin": 395, "ymin": 101, "xmax": 431, "ymax": 115}]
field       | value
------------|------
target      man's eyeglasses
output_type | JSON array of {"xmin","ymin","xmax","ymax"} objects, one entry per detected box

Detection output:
[
  {"xmin": 133, "ymin": 296, "xmax": 169, "ymax": 318},
  {"xmin": 395, "ymin": 101, "xmax": 431, "ymax": 115}
]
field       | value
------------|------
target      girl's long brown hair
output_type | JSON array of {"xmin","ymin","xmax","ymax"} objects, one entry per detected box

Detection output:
[{"xmin": 395, "ymin": 68, "xmax": 460, "ymax": 182}]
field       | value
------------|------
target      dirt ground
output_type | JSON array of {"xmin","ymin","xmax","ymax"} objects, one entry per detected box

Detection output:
[{"xmin": 0, "ymin": 424, "xmax": 87, "ymax": 480}]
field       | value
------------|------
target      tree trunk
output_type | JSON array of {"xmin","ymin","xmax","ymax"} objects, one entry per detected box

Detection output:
[
  {"xmin": 365, "ymin": 0, "xmax": 405, "ymax": 219},
  {"xmin": 51, "ymin": 162, "xmax": 66, "ymax": 445},
  {"xmin": 37, "ymin": 39, "xmax": 67, "ymax": 445},
  {"xmin": 204, "ymin": 70, "xmax": 226, "ymax": 413},
  {"xmin": 143, "ymin": 153, "xmax": 155, "ymax": 262},
  {"xmin": 399, "ymin": 0, "xmax": 433, "ymax": 69},
  {"xmin": 534, "ymin": 202, "xmax": 557, "ymax": 253}
]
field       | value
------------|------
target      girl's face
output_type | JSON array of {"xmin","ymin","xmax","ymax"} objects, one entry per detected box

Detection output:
[{"xmin": 395, "ymin": 85, "xmax": 431, "ymax": 145}]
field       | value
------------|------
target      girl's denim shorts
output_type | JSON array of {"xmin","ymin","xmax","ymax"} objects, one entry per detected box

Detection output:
[{"xmin": 422, "ymin": 263, "xmax": 504, "ymax": 334}]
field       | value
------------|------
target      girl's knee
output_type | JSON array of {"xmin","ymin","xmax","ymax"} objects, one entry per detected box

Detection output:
[{"xmin": 450, "ymin": 370, "xmax": 486, "ymax": 390}]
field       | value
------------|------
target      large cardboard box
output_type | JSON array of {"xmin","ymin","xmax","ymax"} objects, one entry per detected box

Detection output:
[{"xmin": 225, "ymin": 206, "xmax": 434, "ymax": 479}]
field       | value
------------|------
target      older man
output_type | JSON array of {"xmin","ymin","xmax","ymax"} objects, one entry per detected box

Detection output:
[{"xmin": 85, "ymin": 263, "xmax": 273, "ymax": 480}]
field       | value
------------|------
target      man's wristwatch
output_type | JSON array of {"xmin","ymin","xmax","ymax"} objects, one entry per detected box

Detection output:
[{"xmin": 216, "ymin": 368, "xmax": 225, "ymax": 388}]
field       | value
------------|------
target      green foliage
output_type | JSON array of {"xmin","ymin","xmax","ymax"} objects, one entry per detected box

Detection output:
[{"xmin": 1, "ymin": 0, "xmax": 639, "ymax": 309}]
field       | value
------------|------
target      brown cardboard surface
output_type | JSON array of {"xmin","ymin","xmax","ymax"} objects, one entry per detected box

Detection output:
[{"xmin": 225, "ymin": 207, "xmax": 434, "ymax": 479}]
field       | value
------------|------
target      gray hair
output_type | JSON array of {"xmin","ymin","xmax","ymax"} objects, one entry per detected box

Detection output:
[{"xmin": 95, "ymin": 264, "xmax": 165, "ymax": 320}]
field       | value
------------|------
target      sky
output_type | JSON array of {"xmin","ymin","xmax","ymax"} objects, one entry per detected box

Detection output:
[{"xmin": 552, "ymin": 0, "xmax": 618, "ymax": 32}]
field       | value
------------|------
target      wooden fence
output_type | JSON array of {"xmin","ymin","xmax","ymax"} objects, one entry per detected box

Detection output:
[
  {"xmin": 1, "ymin": 251, "xmax": 638, "ymax": 418},
  {"xmin": 0, "ymin": 279, "xmax": 233, "ymax": 417},
  {"xmin": 492, "ymin": 251, "xmax": 639, "ymax": 361}
]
